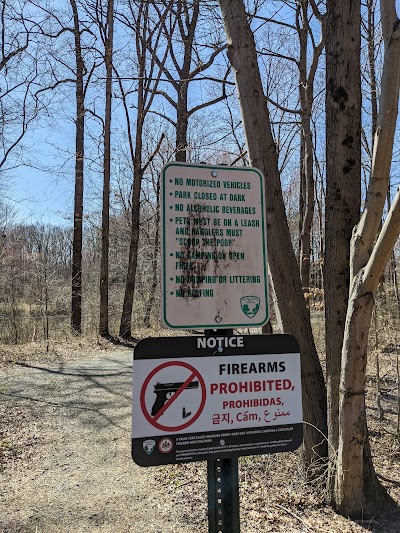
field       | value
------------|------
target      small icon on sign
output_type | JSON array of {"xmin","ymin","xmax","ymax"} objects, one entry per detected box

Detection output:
[
  {"xmin": 159, "ymin": 437, "xmax": 173, "ymax": 454},
  {"xmin": 143, "ymin": 439, "xmax": 156, "ymax": 455},
  {"xmin": 151, "ymin": 380, "xmax": 199, "ymax": 416},
  {"xmin": 182, "ymin": 407, "xmax": 192, "ymax": 419},
  {"xmin": 240, "ymin": 296, "xmax": 260, "ymax": 318}
]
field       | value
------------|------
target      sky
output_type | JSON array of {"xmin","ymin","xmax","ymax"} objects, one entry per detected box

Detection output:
[
  {"xmin": 5, "ymin": 0, "xmax": 399, "ymax": 229},
  {"xmin": 6, "ymin": 100, "xmax": 107, "ymax": 228},
  {"xmin": 10, "ymin": 164, "xmax": 73, "ymax": 226}
]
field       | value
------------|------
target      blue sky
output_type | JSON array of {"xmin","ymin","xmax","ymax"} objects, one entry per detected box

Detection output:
[
  {"xmin": 7, "ymin": 117, "xmax": 77, "ymax": 226},
  {"xmin": 10, "ymin": 164, "xmax": 73, "ymax": 226}
]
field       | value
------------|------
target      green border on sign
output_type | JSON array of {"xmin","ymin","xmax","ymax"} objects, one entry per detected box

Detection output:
[{"xmin": 161, "ymin": 162, "xmax": 269, "ymax": 329}]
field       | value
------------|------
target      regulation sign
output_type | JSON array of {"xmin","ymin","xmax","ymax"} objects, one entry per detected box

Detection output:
[
  {"xmin": 161, "ymin": 162, "xmax": 268, "ymax": 329},
  {"xmin": 132, "ymin": 334, "xmax": 303, "ymax": 467}
]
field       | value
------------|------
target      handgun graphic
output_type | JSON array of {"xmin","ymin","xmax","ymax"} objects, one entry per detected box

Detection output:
[{"xmin": 151, "ymin": 381, "xmax": 199, "ymax": 416}]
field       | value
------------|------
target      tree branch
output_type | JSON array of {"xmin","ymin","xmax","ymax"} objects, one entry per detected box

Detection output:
[
  {"xmin": 189, "ymin": 44, "xmax": 225, "ymax": 78},
  {"xmin": 188, "ymin": 92, "xmax": 229, "ymax": 116},
  {"xmin": 152, "ymin": 89, "xmax": 177, "ymax": 109},
  {"xmin": 352, "ymin": 6, "xmax": 400, "ymax": 274},
  {"xmin": 143, "ymin": 132, "xmax": 166, "ymax": 173},
  {"xmin": 363, "ymin": 186, "xmax": 400, "ymax": 293},
  {"xmin": 266, "ymin": 96, "xmax": 301, "ymax": 114},
  {"xmin": 0, "ymin": 42, "xmax": 29, "ymax": 71}
]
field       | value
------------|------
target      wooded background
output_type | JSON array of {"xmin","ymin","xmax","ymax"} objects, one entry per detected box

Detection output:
[{"xmin": 1, "ymin": 0, "xmax": 399, "ymax": 519}]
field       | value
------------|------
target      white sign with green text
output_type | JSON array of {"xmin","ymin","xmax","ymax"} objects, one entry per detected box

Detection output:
[{"xmin": 161, "ymin": 162, "xmax": 268, "ymax": 329}]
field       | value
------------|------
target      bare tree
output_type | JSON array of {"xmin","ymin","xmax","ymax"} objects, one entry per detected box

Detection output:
[
  {"xmin": 0, "ymin": 0, "xmax": 41, "ymax": 171},
  {"xmin": 143, "ymin": 162, "xmax": 161, "ymax": 328},
  {"xmin": 324, "ymin": 0, "xmax": 362, "ymax": 498},
  {"xmin": 69, "ymin": 0, "xmax": 86, "ymax": 333},
  {"xmin": 258, "ymin": 1, "xmax": 325, "ymax": 291},
  {"xmin": 98, "ymin": 0, "xmax": 115, "ymax": 337},
  {"xmin": 63, "ymin": 0, "xmax": 101, "ymax": 333},
  {"xmin": 297, "ymin": 1, "xmax": 325, "ymax": 293},
  {"xmin": 219, "ymin": 0, "xmax": 400, "ymax": 516},
  {"xmin": 218, "ymin": 0, "xmax": 328, "ymax": 468},
  {"xmin": 334, "ymin": 0, "xmax": 400, "ymax": 515},
  {"xmin": 116, "ymin": 0, "xmax": 168, "ymax": 338},
  {"xmin": 148, "ymin": 0, "xmax": 228, "ymax": 162}
]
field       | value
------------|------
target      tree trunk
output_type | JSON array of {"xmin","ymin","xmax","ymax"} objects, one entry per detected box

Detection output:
[
  {"xmin": 119, "ymin": 70, "xmax": 144, "ymax": 338},
  {"xmin": 387, "ymin": 186, "xmax": 400, "ymax": 309},
  {"xmin": 144, "ymin": 178, "xmax": 161, "ymax": 328},
  {"xmin": 325, "ymin": 0, "xmax": 362, "ymax": 496},
  {"xmin": 174, "ymin": 0, "xmax": 199, "ymax": 163},
  {"xmin": 119, "ymin": 161, "xmax": 143, "ymax": 339},
  {"xmin": 334, "ymin": 1, "xmax": 400, "ymax": 514},
  {"xmin": 117, "ymin": 1, "xmax": 166, "ymax": 338},
  {"xmin": 367, "ymin": 0, "xmax": 378, "ymax": 140},
  {"xmin": 99, "ymin": 0, "xmax": 114, "ymax": 337},
  {"xmin": 339, "ymin": 203, "xmax": 400, "ymax": 514},
  {"xmin": 176, "ymin": 82, "xmax": 189, "ymax": 162},
  {"xmin": 297, "ymin": 1, "xmax": 316, "ymax": 294},
  {"xmin": 70, "ymin": 0, "xmax": 85, "ymax": 334},
  {"xmin": 335, "ymin": 186, "xmax": 400, "ymax": 515},
  {"xmin": 336, "ymin": 285, "xmax": 374, "ymax": 515},
  {"xmin": 299, "ymin": 110, "xmax": 314, "ymax": 294},
  {"xmin": 218, "ymin": 0, "xmax": 327, "ymax": 467},
  {"xmin": 315, "ymin": 182, "xmax": 324, "ymax": 289},
  {"xmin": 336, "ymin": 273, "xmax": 397, "ymax": 515}
]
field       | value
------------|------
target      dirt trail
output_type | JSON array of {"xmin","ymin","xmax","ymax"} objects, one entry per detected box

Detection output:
[
  {"xmin": 0, "ymin": 349, "xmax": 207, "ymax": 532},
  {"xmin": 2, "ymin": 347, "xmax": 400, "ymax": 533}
]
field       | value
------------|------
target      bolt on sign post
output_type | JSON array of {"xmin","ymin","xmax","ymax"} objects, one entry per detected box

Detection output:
[
  {"xmin": 161, "ymin": 162, "xmax": 268, "ymax": 329},
  {"xmin": 132, "ymin": 334, "xmax": 303, "ymax": 532}
]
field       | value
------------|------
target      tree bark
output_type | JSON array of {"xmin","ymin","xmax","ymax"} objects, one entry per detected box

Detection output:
[
  {"xmin": 297, "ymin": 0, "xmax": 322, "ymax": 293},
  {"xmin": 70, "ymin": 0, "xmax": 85, "ymax": 334},
  {"xmin": 119, "ymin": 2, "xmax": 147, "ymax": 339},
  {"xmin": 336, "ymin": 189, "xmax": 400, "ymax": 514},
  {"xmin": 144, "ymin": 177, "xmax": 161, "ymax": 328},
  {"xmin": 336, "ymin": 286, "xmax": 375, "ymax": 515},
  {"xmin": 334, "ymin": 0, "xmax": 400, "ymax": 514},
  {"xmin": 119, "ymin": 114, "xmax": 144, "ymax": 339},
  {"xmin": 176, "ymin": 81, "xmax": 189, "ymax": 162},
  {"xmin": 352, "ymin": 2, "xmax": 400, "ymax": 275},
  {"xmin": 367, "ymin": 0, "xmax": 378, "ymax": 140},
  {"xmin": 99, "ymin": 0, "xmax": 114, "ymax": 337},
  {"xmin": 218, "ymin": 0, "xmax": 327, "ymax": 467},
  {"xmin": 175, "ymin": 0, "xmax": 199, "ymax": 162},
  {"xmin": 325, "ymin": 0, "xmax": 362, "ymax": 495}
]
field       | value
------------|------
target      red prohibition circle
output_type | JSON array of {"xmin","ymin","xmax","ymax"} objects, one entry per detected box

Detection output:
[{"xmin": 140, "ymin": 361, "xmax": 206, "ymax": 432}]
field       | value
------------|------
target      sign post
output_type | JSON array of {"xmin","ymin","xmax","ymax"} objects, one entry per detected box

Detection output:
[
  {"xmin": 132, "ymin": 334, "xmax": 302, "ymax": 531},
  {"xmin": 205, "ymin": 329, "xmax": 240, "ymax": 533},
  {"xmin": 161, "ymin": 162, "xmax": 268, "ymax": 329},
  {"xmin": 208, "ymin": 457, "xmax": 240, "ymax": 533},
  {"xmin": 132, "ymin": 164, "xmax": 302, "ymax": 532}
]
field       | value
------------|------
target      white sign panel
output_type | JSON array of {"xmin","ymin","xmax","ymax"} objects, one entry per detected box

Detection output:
[
  {"xmin": 134, "ymin": 353, "xmax": 302, "ymax": 438},
  {"xmin": 132, "ymin": 335, "xmax": 303, "ymax": 466},
  {"xmin": 161, "ymin": 162, "xmax": 268, "ymax": 329}
]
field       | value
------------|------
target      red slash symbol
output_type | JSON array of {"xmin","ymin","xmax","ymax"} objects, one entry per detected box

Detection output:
[{"xmin": 140, "ymin": 361, "xmax": 206, "ymax": 432}]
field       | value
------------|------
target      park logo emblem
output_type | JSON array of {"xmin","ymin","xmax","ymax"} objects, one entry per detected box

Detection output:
[
  {"xmin": 240, "ymin": 296, "xmax": 260, "ymax": 318},
  {"xmin": 142, "ymin": 439, "xmax": 156, "ymax": 455}
]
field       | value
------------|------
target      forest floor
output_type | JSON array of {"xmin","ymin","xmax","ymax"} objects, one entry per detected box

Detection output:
[{"xmin": 0, "ymin": 334, "xmax": 399, "ymax": 533}]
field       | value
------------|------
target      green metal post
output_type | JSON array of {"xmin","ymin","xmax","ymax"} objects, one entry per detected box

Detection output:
[
  {"xmin": 205, "ymin": 329, "xmax": 240, "ymax": 533},
  {"xmin": 207, "ymin": 457, "xmax": 240, "ymax": 533}
]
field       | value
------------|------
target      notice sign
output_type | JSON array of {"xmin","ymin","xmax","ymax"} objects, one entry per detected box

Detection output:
[
  {"xmin": 161, "ymin": 162, "xmax": 268, "ymax": 329},
  {"xmin": 132, "ymin": 334, "xmax": 303, "ymax": 467}
]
